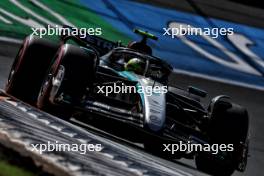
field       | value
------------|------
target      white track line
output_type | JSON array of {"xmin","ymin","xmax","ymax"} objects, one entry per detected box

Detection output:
[{"xmin": 0, "ymin": 36, "xmax": 22, "ymax": 44}]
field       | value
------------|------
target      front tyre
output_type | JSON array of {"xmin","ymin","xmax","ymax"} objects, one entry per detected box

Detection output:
[
  {"xmin": 5, "ymin": 35, "xmax": 59, "ymax": 104},
  {"xmin": 37, "ymin": 44, "xmax": 98, "ymax": 111}
]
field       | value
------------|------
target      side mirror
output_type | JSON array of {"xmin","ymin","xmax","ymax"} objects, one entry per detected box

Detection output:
[{"xmin": 188, "ymin": 86, "xmax": 207, "ymax": 98}]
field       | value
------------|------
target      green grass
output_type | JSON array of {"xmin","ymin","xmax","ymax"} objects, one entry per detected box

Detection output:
[
  {"xmin": 0, "ymin": 161, "xmax": 35, "ymax": 176},
  {"xmin": 0, "ymin": 0, "xmax": 131, "ymax": 44}
]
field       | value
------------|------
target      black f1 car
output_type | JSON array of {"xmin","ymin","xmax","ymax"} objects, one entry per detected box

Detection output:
[{"xmin": 5, "ymin": 27, "xmax": 249, "ymax": 176}]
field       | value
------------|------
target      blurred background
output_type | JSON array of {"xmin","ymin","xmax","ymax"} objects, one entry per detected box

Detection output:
[{"xmin": 0, "ymin": 1, "xmax": 263, "ymax": 176}]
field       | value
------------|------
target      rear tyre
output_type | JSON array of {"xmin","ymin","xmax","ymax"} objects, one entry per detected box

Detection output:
[
  {"xmin": 37, "ymin": 44, "xmax": 98, "ymax": 112},
  {"xmin": 195, "ymin": 98, "xmax": 249, "ymax": 176},
  {"xmin": 5, "ymin": 35, "xmax": 59, "ymax": 104}
]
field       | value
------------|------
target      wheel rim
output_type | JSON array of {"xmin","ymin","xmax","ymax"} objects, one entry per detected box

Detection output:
[
  {"xmin": 37, "ymin": 45, "xmax": 65, "ymax": 108},
  {"xmin": 6, "ymin": 38, "xmax": 29, "ymax": 90}
]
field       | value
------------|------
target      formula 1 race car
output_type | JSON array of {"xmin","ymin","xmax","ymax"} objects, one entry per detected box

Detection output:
[{"xmin": 5, "ymin": 27, "xmax": 249, "ymax": 176}]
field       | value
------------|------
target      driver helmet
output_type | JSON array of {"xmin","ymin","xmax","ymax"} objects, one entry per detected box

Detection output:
[{"xmin": 124, "ymin": 58, "xmax": 145, "ymax": 75}]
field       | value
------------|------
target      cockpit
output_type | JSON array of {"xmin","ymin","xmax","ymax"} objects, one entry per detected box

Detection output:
[{"xmin": 101, "ymin": 48, "xmax": 172, "ymax": 84}]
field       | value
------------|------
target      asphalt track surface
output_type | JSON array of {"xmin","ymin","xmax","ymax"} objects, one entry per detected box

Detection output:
[
  {"xmin": 0, "ymin": 36, "xmax": 263, "ymax": 176},
  {"xmin": 136, "ymin": 0, "xmax": 264, "ymax": 28}
]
